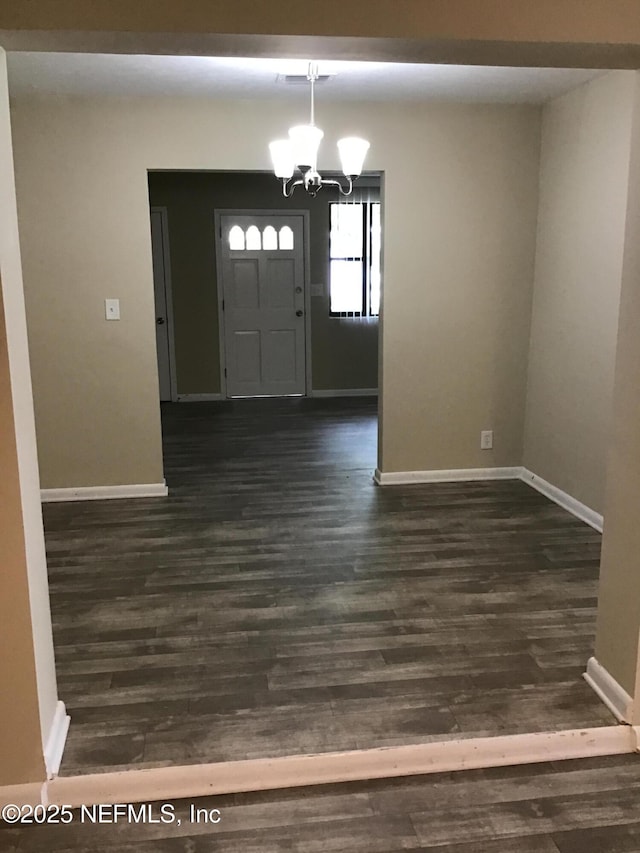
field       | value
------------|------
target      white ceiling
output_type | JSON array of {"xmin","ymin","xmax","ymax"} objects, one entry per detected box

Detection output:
[{"xmin": 7, "ymin": 53, "xmax": 602, "ymax": 104}]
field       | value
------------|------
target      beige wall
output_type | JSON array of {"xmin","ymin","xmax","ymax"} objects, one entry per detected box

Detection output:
[
  {"xmin": 148, "ymin": 171, "xmax": 378, "ymax": 395},
  {"xmin": 0, "ymin": 48, "xmax": 57, "ymax": 785},
  {"xmin": 11, "ymin": 99, "xmax": 166, "ymax": 489},
  {"xmin": 379, "ymin": 105, "xmax": 540, "ymax": 472},
  {"xmin": 595, "ymin": 73, "xmax": 640, "ymax": 696},
  {"xmin": 523, "ymin": 71, "xmax": 636, "ymax": 513},
  {"xmin": 9, "ymin": 93, "xmax": 541, "ymax": 486}
]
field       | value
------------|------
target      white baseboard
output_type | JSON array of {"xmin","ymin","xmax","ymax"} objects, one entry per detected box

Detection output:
[
  {"xmin": 374, "ymin": 466, "xmax": 604, "ymax": 533},
  {"xmin": 40, "ymin": 725, "xmax": 632, "ymax": 807},
  {"xmin": 44, "ymin": 701, "xmax": 70, "ymax": 780},
  {"xmin": 584, "ymin": 657, "xmax": 633, "ymax": 723},
  {"xmin": 521, "ymin": 469, "xmax": 603, "ymax": 532},
  {"xmin": 311, "ymin": 388, "xmax": 378, "ymax": 398},
  {"xmin": 41, "ymin": 482, "xmax": 168, "ymax": 502},
  {"xmin": 374, "ymin": 467, "xmax": 522, "ymax": 485},
  {"xmin": 176, "ymin": 393, "xmax": 224, "ymax": 402}
]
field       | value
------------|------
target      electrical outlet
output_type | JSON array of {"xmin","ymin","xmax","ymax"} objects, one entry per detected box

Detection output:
[{"xmin": 480, "ymin": 430, "xmax": 493, "ymax": 450}]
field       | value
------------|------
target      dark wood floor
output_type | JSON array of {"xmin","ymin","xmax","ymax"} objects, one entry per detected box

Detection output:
[
  {"xmin": 5, "ymin": 756, "xmax": 640, "ymax": 851},
  {"xmin": 43, "ymin": 398, "xmax": 613, "ymax": 776}
]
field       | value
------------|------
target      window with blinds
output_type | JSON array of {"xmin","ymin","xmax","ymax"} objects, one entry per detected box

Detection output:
[{"xmin": 329, "ymin": 193, "xmax": 381, "ymax": 318}]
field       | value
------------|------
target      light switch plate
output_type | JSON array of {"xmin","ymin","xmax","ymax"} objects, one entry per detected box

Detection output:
[
  {"xmin": 105, "ymin": 298, "xmax": 120, "ymax": 320},
  {"xmin": 311, "ymin": 283, "xmax": 324, "ymax": 298}
]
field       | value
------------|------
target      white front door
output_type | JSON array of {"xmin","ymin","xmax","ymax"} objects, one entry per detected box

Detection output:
[{"xmin": 219, "ymin": 213, "xmax": 306, "ymax": 398}]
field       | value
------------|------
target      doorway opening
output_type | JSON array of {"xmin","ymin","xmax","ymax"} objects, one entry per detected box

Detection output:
[{"xmin": 147, "ymin": 170, "xmax": 381, "ymax": 404}]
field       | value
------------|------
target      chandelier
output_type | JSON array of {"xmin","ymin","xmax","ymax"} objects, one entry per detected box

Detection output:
[{"xmin": 269, "ymin": 63, "xmax": 370, "ymax": 198}]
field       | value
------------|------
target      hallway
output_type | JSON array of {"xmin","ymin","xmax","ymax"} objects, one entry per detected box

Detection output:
[{"xmin": 44, "ymin": 399, "xmax": 613, "ymax": 776}]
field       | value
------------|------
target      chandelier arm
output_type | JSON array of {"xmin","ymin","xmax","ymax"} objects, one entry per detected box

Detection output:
[
  {"xmin": 281, "ymin": 177, "xmax": 304, "ymax": 198},
  {"xmin": 319, "ymin": 177, "xmax": 354, "ymax": 197}
]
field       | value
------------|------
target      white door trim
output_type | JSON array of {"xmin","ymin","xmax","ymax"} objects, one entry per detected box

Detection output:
[
  {"xmin": 150, "ymin": 205, "xmax": 179, "ymax": 402},
  {"xmin": 214, "ymin": 209, "xmax": 312, "ymax": 399}
]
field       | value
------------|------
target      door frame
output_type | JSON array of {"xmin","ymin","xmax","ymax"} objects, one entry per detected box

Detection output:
[
  {"xmin": 214, "ymin": 208, "xmax": 312, "ymax": 399},
  {"xmin": 150, "ymin": 205, "xmax": 179, "ymax": 402}
]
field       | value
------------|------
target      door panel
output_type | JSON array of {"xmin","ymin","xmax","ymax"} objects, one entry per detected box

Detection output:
[
  {"xmin": 265, "ymin": 258, "xmax": 296, "ymax": 310},
  {"xmin": 219, "ymin": 214, "xmax": 306, "ymax": 398},
  {"xmin": 233, "ymin": 331, "xmax": 262, "ymax": 384},
  {"xmin": 232, "ymin": 260, "xmax": 260, "ymax": 309},
  {"xmin": 264, "ymin": 330, "xmax": 297, "ymax": 384}
]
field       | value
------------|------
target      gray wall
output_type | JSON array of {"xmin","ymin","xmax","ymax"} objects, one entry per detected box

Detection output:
[{"xmin": 147, "ymin": 171, "xmax": 379, "ymax": 395}]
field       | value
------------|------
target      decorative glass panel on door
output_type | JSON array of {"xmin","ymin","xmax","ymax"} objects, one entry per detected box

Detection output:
[
  {"xmin": 262, "ymin": 225, "xmax": 278, "ymax": 250},
  {"xmin": 279, "ymin": 226, "xmax": 294, "ymax": 250},
  {"xmin": 228, "ymin": 225, "xmax": 245, "ymax": 251},
  {"xmin": 245, "ymin": 225, "xmax": 261, "ymax": 250}
]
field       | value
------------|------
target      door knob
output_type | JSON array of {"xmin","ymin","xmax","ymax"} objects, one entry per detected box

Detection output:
[
  {"xmin": 156, "ymin": 317, "xmax": 165, "ymax": 325},
  {"xmin": 296, "ymin": 310, "xmax": 303, "ymax": 317}
]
